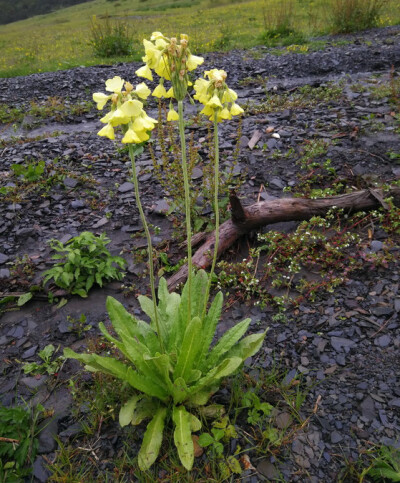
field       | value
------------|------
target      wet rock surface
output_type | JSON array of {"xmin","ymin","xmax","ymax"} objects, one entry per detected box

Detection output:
[{"xmin": 0, "ymin": 26, "xmax": 400, "ymax": 481}]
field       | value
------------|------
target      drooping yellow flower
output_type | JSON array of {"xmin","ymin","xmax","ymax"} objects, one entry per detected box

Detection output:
[
  {"xmin": 206, "ymin": 94, "xmax": 223, "ymax": 109},
  {"xmin": 93, "ymin": 92, "xmax": 111, "ymax": 110},
  {"xmin": 167, "ymin": 108, "xmax": 179, "ymax": 121},
  {"xmin": 136, "ymin": 32, "xmax": 203, "ymax": 102},
  {"xmin": 120, "ymin": 99, "xmax": 143, "ymax": 118},
  {"xmin": 98, "ymin": 123, "xmax": 115, "ymax": 140},
  {"xmin": 230, "ymin": 103, "xmax": 244, "ymax": 116},
  {"xmin": 194, "ymin": 69, "xmax": 242, "ymax": 122},
  {"xmin": 135, "ymin": 65, "xmax": 153, "ymax": 81},
  {"xmin": 135, "ymin": 82, "xmax": 151, "ymax": 99},
  {"xmin": 152, "ymin": 84, "xmax": 168, "ymax": 98},
  {"xmin": 95, "ymin": 77, "xmax": 156, "ymax": 144},
  {"xmin": 187, "ymin": 54, "xmax": 204, "ymax": 71},
  {"xmin": 105, "ymin": 76, "xmax": 125, "ymax": 93}
]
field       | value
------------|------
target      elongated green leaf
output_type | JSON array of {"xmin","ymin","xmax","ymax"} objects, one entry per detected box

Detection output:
[
  {"xmin": 173, "ymin": 377, "xmax": 189, "ymax": 404},
  {"xmin": 179, "ymin": 270, "xmax": 209, "ymax": 322},
  {"xmin": 64, "ymin": 348, "xmax": 168, "ymax": 400},
  {"xmin": 198, "ymin": 291, "xmax": 223, "ymax": 364},
  {"xmin": 224, "ymin": 331, "xmax": 267, "ymax": 362},
  {"xmin": 131, "ymin": 397, "xmax": 158, "ymax": 426},
  {"xmin": 17, "ymin": 292, "xmax": 33, "ymax": 306},
  {"xmin": 143, "ymin": 353, "xmax": 174, "ymax": 394},
  {"xmin": 119, "ymin": 394, "xmax": 142, "ymax": 427},
  {"xmin": 173, "ymin": 406, "xmax": 194, "ymax": 470},
  {"xmin": 190, "ymin": 357, "xmax": 243, "ymax": 395},
  {"xmin": 174, "ymin": 316, "xmax": 202, "ymax": 381},
  {"xmin": 204, "ymin": 319, "xmax": 251, "ymax": 371},
  {"xmin": 138, "ymin": 407, "xmax": 168, "ymax": 470},
  {"xmin": 186, "ymin": 388, "xmax": 214, "ymax": 406},
  {"xmin": 107, "ymin": 297, "xmax": 159, "ymax": 354}
]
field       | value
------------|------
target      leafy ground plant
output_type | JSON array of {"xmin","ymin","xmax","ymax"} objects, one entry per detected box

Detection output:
[
  {"xmin": 43, "ymin": 231, "xmax": 126, "ymax": 297},
  {"xmin": 0, "ymin": 403, "xmax": 44, "ymax": 481},
  {"xmin": 65, "ymin": 271, "xmax": 265, "ymax": 470}
]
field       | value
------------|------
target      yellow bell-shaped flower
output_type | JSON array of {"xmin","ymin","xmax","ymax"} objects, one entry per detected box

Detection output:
[
  {"xmin": 105, "ymin": 76, "xmax": 125, "ymax": 93},
  {"xmin": 93, "ymin": 92, "xmax": 111, "ymax": 110},
  {"xmin": 98, "ymin": 123, "xmax": 115, "ymax": 140},
  {"xmin": 206, "ymin": 94, "xmax": 223, "ymax": 109},
  {"xmin": 230, "ymin": 103, "xmax": 244, "ymax": 116},
  {"xmin": 120, "ymin": 100, "xmax": 143, "ymax": 118},
  {"xmin": 135, "ymin": 82, "xmax": 151, "ymax": 100},
  {"xmin": 152, "ymin": 84, "xmax": 168, "ymax": 98},
  {"xmin": 167, "ymin": 108, "xmax": 179, "ymax": 121},
  {"xmin": 122, "ymin": 128, "xmax": 141, "ymax": 144},
  {"xmin": 135, "ymin": 65, "xmax": 153, "ymax": 81},
  {"xmin": 187, "ymin": 54, "xmax": 204, "ymax": 71},
  {"xmin": 108, "ymin": 108, "xmax": 130, "ymax": 126}
]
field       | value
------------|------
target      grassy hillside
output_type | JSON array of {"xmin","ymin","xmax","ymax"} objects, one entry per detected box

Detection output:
[
  {"xmin": 0, "ymin": 0, "xmax": 92, "ymax": 25},
  {"xmin": 0, "ymin": 0, "xmax": 399, "ymax": 78}
]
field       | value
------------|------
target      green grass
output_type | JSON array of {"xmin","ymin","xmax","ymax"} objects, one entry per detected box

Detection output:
[{"xmin": 0, "ymin": 0, "xmax": 399, "ymax": 78}]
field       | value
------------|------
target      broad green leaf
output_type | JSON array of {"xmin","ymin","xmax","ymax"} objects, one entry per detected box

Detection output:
[
  {"xmin": 224, "ymin": 331, "xmax": 267, "ymax": 362},
  {"xmin": 228, "ymin": 456, "xmax": 242, "ymax": 474},
  {"xmin": 197, "ymin": 404, "xmax": 225, "ymax": 419},
  {"xmin": 143, "ymin": 353, "xmax": 174, "ymax": 394},
  {"xmin": 17, "ymin": 292, "xmax": 33, "ymax": 306},
  {"xmin": 138, "ymin": 407, "xmax": 167, "ymax": 470},
  {"xmin": 190, "ymin": 357, "xmax": 243, "ymax": 395},
  {"xmin": 174, "ymin": 316, "xmax": 202, "ymax": 381},
  {"xmin": 173, "ymin": 406, "xmax": 194, "ymax": 470},
  {"xmin": 186, "ymin": 388, "xmax": 213, "ymax": 406},
  {"xmin": 119, "ymin": 394, "xmax": 142, "ymax": 427},
  {"xmin": 131, "ymin": 397, "xmax": 158, "ymax": 426},
  {"xmin": 187, "ymin": 369, "xmax": 202, "ymax": 383},
  {"xmin": 138, "ymin": 295, "xmax": 168, "ymax": 343},
  {"xmin": 106, "ymin": 297, "xmax": 160, "ymax": 355},
  {"xmin": 198, "ymin": 433, "xmax": 214, "ymax": 447},
  {"xmin": 173, "ymin": 377, "xmax": 189, "ymax": 404},
  {"xmin": 205, "ymin": 319, "xmax": 251, "ymax": 370},
  {"xmin": 189, "ymin": 413, "xmax": 202, "ymax": 432}
]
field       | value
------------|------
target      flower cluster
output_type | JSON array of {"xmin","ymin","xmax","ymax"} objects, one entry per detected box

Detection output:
[
  {"xmin": 194, "ymin": 69, "xmax": 243, "ymax": 122},
  {"xmin": 136, "ymin": 32, "xmax": 204, "ymax": 106},
  {"xmin": 93, "ymin": 76, "xmax": 157, "ymax": 143}
]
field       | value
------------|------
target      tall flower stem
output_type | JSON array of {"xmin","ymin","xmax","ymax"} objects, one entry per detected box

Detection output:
[
  {"xmin": 178, "ymin": 99, "xmax": 192, "ymax": 320},
  {"xmin": 128, "ymin": 145, "xmax": 164, "ymax": 352},
  {"xmin": 202, "ymin": 111, "xmax": 220, "ymax": 318}
]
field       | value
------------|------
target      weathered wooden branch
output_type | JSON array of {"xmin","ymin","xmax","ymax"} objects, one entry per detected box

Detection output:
[{"xmin": 167, "ymin": 187, "xmax": 400, "ymax": 291}]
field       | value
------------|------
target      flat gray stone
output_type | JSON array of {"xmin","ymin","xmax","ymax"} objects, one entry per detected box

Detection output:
[
  {"xmin": 375, "ymin": 334, "xmax": 391, "ymax": 347},
  {"xmin": 330, "ymin": 337, "xmax": 356, "ymax": 352},
  {"xmin": 63, "ymin": 177, "xmax": 78, "ymax": 188},
  {"xmin": 0, "ymin": 253, "xmax": 9, "ymax": 264},
  {"xmin": 118, "ymin": 182, "xmax": 134, "ymax": 193}
]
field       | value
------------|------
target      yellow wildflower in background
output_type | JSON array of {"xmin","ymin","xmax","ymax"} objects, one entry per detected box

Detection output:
[{"xmin": 194, "ymin": 69, "xmax": 243, "ymax": 122}]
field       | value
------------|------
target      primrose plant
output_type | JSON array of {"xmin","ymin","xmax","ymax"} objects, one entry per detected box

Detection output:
[{"xmin": 65, "ymin": 32, "xmax": 266, "ymax": 471}]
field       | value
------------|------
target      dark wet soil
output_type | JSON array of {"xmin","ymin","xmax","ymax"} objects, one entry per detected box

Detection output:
[{"xmin": 1, "ymin": 25, "xmax": 400, "ymax": 482}]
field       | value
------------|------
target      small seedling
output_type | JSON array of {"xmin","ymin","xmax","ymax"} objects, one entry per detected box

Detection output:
[{"xmin": 21, "ymin": 344, "xmax": 64, "ymax": 376}]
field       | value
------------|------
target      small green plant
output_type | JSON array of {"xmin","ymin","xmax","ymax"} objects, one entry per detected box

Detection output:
[
  {"xmin": 330, "ymin": 0, "xmax": 388, "ymax": 33},
  {"xmin": 21, "ymin": 344, "xmax": 64, "ymax": 376},
  {"xmin": 11, "ymin": 160, "xmax": 45, "ymax": 182},
  {"xmin": 241, "ymin": 391, "xmax": 273, "ymax": 425},
  {"xmin": 0, "ymin": 403, "xmax": 44, "ymax": 481},
  {"xmin": 43, "ymin": 231, "xmax": 126, "ymax": 297},
  {"xmin": 89, "ymin": 15, "xmax": 135, "ymax": 57},
  {"xmin": 67, "ymin": 313, "xmax": 93, "ymax": 338},
  {"xmin": 367, "ymin": 445, "xmax": 400, "ymax": 481}
]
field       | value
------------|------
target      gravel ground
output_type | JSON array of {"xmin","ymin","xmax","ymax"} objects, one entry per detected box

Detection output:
[{"xmin": 0, "ymin": 25, "xmax": 400, "ymax": 482}]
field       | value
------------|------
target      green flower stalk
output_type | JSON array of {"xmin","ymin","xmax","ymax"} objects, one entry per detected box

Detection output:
[
  {"xmin": 92, "ymin": 76, "xmax": 163, "ymax": 349},
  {"xmin": 193, "ymin": 69, "xmax": 244, "ymax": 314}
]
